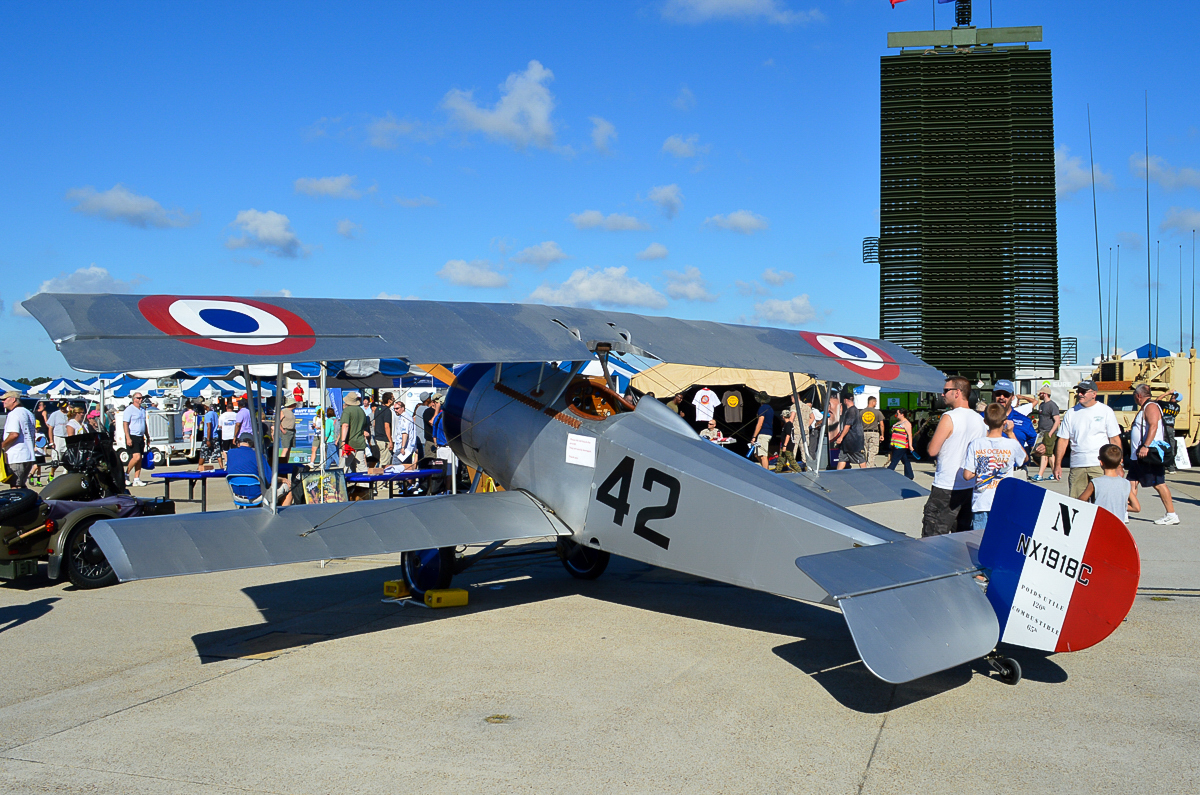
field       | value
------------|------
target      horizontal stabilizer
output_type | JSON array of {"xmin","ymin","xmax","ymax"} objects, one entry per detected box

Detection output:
[
  {"xmin": 780, "ymin": 468, "xmax": 929, "ymax": 508},
  {"xmin": 90, "ymin": 490, "xmax": 571, "ymax": 582},
  {"xmin": 796, "ymin": 532, "xmax": 998, "ymax": 683}
]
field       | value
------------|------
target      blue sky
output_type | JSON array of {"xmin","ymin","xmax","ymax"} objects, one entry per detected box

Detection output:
[{"xmin": 2, "ymin": 0, "xmax": 1198, "ymax": 377}]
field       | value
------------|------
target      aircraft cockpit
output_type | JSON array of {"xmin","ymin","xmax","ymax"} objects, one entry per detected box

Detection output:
[{"xmin": 564, "ymin": 376, "xmax": 635, "ymax": 420}]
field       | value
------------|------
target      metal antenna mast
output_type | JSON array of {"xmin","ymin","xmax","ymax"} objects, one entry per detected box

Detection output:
[
  {"xmin": 1145, "ymin": 91, "xmax": 1154, "ymax": 361},
  {"xmin": 1107, "ymin": 247, "xmax": 1113, "ymax": 359},
  {"xmin": 1115, "ymin": 245, "xmax": 1121, "ymax": 358},
  {"xmin": 1181, "ymin": 245, "xmax": 1185, "ymax": 356},
  {"xmin": 1155, "ymin": 240, "xmax": 1161, "ymax": 357},
  {"xmin": 1088, "ymin": 105, "xmax": 1105, "ymax": 358}
]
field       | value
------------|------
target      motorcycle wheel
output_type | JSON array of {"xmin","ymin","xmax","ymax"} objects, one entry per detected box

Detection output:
[{"xmin": 65, "ymin": 517, "xmax": 118, "ymax": 589}]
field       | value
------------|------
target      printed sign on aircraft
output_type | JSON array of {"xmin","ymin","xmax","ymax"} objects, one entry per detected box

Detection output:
[
  {"xmin": 139, "ymin": 296, "xmax": 315, "ymax": 356},
  {"xmin": 798, "ymin": 332, "xmax": 901, "ymax": 381},
  {"xmin": 979, "ymin": 479, "xmax": 1140, "ymax": 653}
]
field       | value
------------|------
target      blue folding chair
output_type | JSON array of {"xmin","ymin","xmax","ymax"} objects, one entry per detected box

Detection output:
[{"xmin": 226, "ymin": 474, "xmax": 264, "ymax": 509}]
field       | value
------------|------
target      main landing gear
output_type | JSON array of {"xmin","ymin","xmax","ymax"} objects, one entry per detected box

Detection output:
[{"xmin": 400, "ymin": 538, "xmax": 611, "ymax": 598}]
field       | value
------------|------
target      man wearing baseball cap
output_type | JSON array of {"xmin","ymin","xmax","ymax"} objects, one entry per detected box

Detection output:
[
  {"xmin": 226, "ymin": 433, "xmax": 292, "ymax": 506},
  {"xmin": 2, "ymin": 391, "xmax": 37, "ymax": 489},
  {"xmin": 991, "ymin": 379, "xmax": 1035, "ymax": 466},
  {"xmin": 1054, "ymin": 380, "xmax": 1121, "ymax": 499},
  {"xmin": 1030, "ymin": 383, "xmax": 1062, "ymax": 481}
]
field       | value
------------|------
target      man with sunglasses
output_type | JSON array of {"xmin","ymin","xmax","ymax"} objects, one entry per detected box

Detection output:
[
  {"xmin": 922, "ymin": 375, "xmax": 986, "ymax": 536},
  {"xmin": 1053, "ymin": 380, "xmax": 1121, "ymax": 499},
  {"xmin": 122, "ymin": 392, "xmax": 148, "ymax": 487},
  {"xmin": 991, "ymin": 379, "xmax": 1036, "ymax": 463}
]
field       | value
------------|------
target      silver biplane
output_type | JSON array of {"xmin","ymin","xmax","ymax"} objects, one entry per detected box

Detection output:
[{"xmin": 22, "ymin": 293, "xmax": 1141, "ymax": 686}]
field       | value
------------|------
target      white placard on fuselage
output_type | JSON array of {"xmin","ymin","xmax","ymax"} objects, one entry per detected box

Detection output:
[{"xmin": 565, "ymin": 433, "xmax": 597, "ymax": 468}]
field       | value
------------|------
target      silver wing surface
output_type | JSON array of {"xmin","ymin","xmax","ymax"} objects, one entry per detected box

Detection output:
[
  {"xmin": 779, "ymin": 468, "xmax": 929, "ymax": 508},
  {"xmin": 23, "ymin": 293, "xmax": 945, "ymax": 391},
  {"xmin": 91, "ymin": 490, "xmax": 571, "ymax": 582}
]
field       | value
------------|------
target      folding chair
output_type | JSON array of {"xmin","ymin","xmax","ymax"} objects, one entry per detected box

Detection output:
[{"xmin": 226, "ymin": 473, "xmax": 264, "ymax": 509}]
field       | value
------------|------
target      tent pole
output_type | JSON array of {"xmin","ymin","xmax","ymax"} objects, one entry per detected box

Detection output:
[
  {"xmin": 815, "ymin": 382, "xmax": 830, "ymax": 473},
  {"xmin": 243, "ymin": 364, "xmax": 269, "ymax": 510},
  {"xmin": 318, "ymin": 362, "xmax": 328, "ymax": 470},
  {"xmin": 789, "ymin": 373, "xmax": 808, "ymax": 470},
  {"xmin": 271, "ymin": 364, "xmax": 283, "ymax": 514}
]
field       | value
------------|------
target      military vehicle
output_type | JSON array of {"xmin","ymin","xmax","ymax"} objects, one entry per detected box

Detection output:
[{"xmin": 1092, "ymin": 352, "xmax": 1199, "ymax": 464}]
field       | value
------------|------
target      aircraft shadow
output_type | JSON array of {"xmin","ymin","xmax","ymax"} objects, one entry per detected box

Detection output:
[
  {"xmin": 189, "ymin": 549, "xmax": 1066, "ymax": 710},
  {"xmin": 0, "ymin": 597, "xmax": 60, "ymax": 634}
]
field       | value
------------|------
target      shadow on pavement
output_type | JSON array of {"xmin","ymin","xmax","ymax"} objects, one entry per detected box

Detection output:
[{"xmin": 0, "ymin": 597, "xmax": 60, "ymax": 634}]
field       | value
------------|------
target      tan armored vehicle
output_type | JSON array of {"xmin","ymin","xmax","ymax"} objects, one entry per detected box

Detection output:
[{"xmin": 1092, "ymin": 352, "xmax": 1199, "ymax": 463}]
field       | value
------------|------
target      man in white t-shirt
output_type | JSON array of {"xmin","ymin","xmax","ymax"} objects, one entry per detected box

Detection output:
[
  {"xmin": 219, "ymin": 403, "xmax": 239, "ymax": 467},
  {"xmin": 2, "ymin": 391, "xmax": 37, "ymax": 489},
  {"xmin": 692, "ymin": 388, "xmax": 718, "ymax": 423},
  {"xmin": 47, "ymin": 402, "xmax": 69, "ymax": 472},
  {"xmin": 922, "ymin": 375, "xmax": 987, "ymax": 536},
  {"xmin": 122, "ymin": 393, "xmax": 149, "ymax": 487},
  {"xmin": 1053, "ymin": 380, "xmax": 1121, "ymax": 499},
  {"xmin": 391, "ymin": 401, "xmax": 420, "ymax": 469}
]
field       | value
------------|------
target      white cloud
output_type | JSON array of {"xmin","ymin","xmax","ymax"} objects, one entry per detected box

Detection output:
[
  {"xmin": 511, "ymin": 241, "xmax": 570, "ymax": 269},
  {"xmin": 647, "ymin": 184, "xmax": 683, "ymax": 219},
  {"xmin": 336, "ymin": 219, "xmax": 361, "ymax": 238},
  {"xmin": 569, "ymin": 210, "xmax": 650, "ymax": 231},
  {"xmin": 254, "ymin": 288, "xmax": 293, "ymax": 297},
  {"xmin": 1055, "ymin": 146, "xmax": 1114, "ymax": 196},
  {"xmin": 754, "ymin": 295, "xmax": 817, "ymax": 326},
  {"xmin": 662, "ymin": 0, "xmax": 824, "ymax": 25},
  {"xmin": 590, "ymin": 116, "xmax": 616, "ymax": 154},
  {"xmin": 530, "ymin": 267, "xmax": 667, "ymax": 309},
  {"xmin": 637, "ymin": 242, "xmax": 669, "ymax": 260},
  {"xmin": 395, "ymin": 195, "xmax": 438, "ymax": 208},
  {"xmin": 295, "ymin": 175, "xmax": 361, "ymax": 199},
  {"xmin": 664, "ymin": 266, "xmax": 717, "ymax": 302},
  {"xmin": 1131, "ymin": 154, "xmax": 1200, "ymax": 191},
  {"xmin": 762, "ymin": 267, "xmax": 794, "ymax": 286},
  {"xmin": 736, "ymin": 280, "xmax": 768, "ymax": 296},
  {"xmin": 673, "ymin": 86, "xmax": 696, "ymax": 111},
  {"xmin": 704, "ymin": 210, "xmax": 769, "ymax": 234},
  {"xmin": 436, "ymin": 259, "xmax": 508, "ymax": 288},
  {"xmin": 66, "ymin": 184, "xmax": 195, "ymax": 229},
  {"xmin": 442, "ymin": 60, "xmax": 557, "ymax": 150},
  {"xmin": 367, "ymin": 114, "xmax": 424, "ymax": 149},
  {"xmin": 1116, "ymin": 231, "xmax": 1143, "ymax": 251},
  {"xmin": 225, "ymin": 209, "xmax": 307, "ymax": 258},
  {"xmin": 1160, "ymin": 207, "xmax": 1200, "ymax": 235},
  {"xmin": 662, "ymin": 133, "xmax": 709, "ymax": 158},
  {"xmin": 15, "ymin": 265, "xmax": 147, "ymax": 316}
]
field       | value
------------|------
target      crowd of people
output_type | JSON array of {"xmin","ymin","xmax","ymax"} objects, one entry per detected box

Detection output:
[{"xmin": 0, "ymin": 391, "xmax": 112, "ymax": 489}]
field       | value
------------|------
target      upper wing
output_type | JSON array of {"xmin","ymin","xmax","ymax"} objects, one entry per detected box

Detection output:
[
  {"xmin": 23, "ymin": 293, "xmax": 945, "ymax": 391},
  {"xmin": 91, "ymin": 490, "xmax": 570, "ymax": 582}
]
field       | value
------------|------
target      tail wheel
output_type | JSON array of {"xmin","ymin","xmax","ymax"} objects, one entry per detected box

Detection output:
[
  {"xmin": 401, "ymin": 547, "xmax": 456, "ymax": 598},
  {"xmin": 557, "ymin": 539, "xmax": 610, "ymax": 580},
  {"xmin": 65, "ymin": 517, "xmax": 118, "ymax": 589}
]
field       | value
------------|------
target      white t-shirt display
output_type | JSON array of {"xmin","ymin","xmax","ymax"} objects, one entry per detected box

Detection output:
[
  {"xmin": 964, "ymin": 435, "xmax": 1027, "ymax": 512},
  {"xmin": 1057, "ymin": 401, "xmax": 1120, "ymax": 468},
  {"xmin": 219, "ymin": 410, "xmax": 239, "ymax": 440},
  {"xmin": 932, "ymin": 407, "xmax": 987, "ymax": 491},
  {"xmin": 3, "ymin": 406, "xmax": 37, "ymax": 463},
  {"xmin": 692, "ymin": 388, "xmax": 719, "ymax": 422}
]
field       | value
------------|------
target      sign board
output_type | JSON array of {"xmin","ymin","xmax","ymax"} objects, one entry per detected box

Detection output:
[{"xmin": 565, "ymin": 433, "xmax": 597, "ymax": 468}]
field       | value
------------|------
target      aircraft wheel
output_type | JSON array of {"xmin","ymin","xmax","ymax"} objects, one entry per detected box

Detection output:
[
  {"xmin": 994, "ymin": 656, "xmax": 1022, "ymax": 686},
  {"xmin": 401, "ymin": 547, "xmax": 455, "ymax": 598},
  {"xmin": 557, "ymin": 539, "xmax": 610, "ymax": 580},
  {"xmin": 65, "ymin": 517, "xmax": 118, "ymax": 589}
]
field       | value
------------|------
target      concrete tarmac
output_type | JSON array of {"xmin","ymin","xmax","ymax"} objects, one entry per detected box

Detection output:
[{"xmin": 1, "ymin": 460, "xmax": 1198, "ymax": 793}]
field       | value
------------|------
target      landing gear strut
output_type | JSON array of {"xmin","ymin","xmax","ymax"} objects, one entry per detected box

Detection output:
[{"xmin": 985, "ymin": 651, "xmax": 1022, "ymax": 685}]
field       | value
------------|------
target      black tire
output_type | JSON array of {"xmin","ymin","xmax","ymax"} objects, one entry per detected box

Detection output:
[
  {"xmin": 117, "ymin": 448, "xmax": 130, "ymax": 466},
  {"xmin": 65, "ymin": 517, "xmax": 118, "ymax": 589},
  {"xmin": 0, "ymin": 489, "xmax": 38, "ymax": 523},
  {"xmin": 401, "ymin": 547, "xmax": 456, "ymax": 598},
  {"xmin": 997, "ymin": 657, "xmax": 1022, "ymax": 686},
  {"xmin": 558, "ymin": 539, "xmax": 610, "ymax": 580}
]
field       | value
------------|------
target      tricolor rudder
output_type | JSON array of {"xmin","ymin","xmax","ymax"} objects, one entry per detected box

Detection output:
[{"xmin": 979, "ymin": 479, "xmax": 1140, "ymax": 653}]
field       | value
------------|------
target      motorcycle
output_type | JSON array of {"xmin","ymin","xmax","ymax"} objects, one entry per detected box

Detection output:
[{"xmin": 0, "ymin": 433, "xmax": 174, "ymax": 588}]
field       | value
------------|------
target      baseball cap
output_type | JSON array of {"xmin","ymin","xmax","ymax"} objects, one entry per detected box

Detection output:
[
  {"xmin": 2, "ymin": 390, "xmax": 21, "ymax": 400},
  {"xmin": 993, "ymin": 379, "xmax": 1015, "ymax": 395},
  {"xmin": 419, "ymin": 391, "xmax": 432, "ymax": 402},
  {"xmin": 238, "ymin": 432, "xmax": 255, "ymax": 444},
  {"xmin": 1075, "ymin": 379, "xmax": 1098, "ymax": 392}
]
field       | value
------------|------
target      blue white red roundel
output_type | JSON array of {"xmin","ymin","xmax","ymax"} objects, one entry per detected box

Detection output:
[
  {"xmin": 138, "ymin": 296, "xmax": 315, "ymax": 356},
  {"xmin": 798, "ymin": 331, "xmax": 900, "ymax": 381}
]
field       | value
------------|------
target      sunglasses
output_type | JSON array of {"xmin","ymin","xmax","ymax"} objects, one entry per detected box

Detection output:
[{"xmin": 942, "ymin": 387, "xmax": 959, "ymax": 394}]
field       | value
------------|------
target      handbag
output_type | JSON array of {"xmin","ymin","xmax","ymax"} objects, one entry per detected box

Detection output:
[
  {"xmin": 1145, "ymin": 440, "xmax": 1170, "ymax": 466},
  {"xmin": 0, "ymin": 451, "xmax": 12, "ymax": 485}
]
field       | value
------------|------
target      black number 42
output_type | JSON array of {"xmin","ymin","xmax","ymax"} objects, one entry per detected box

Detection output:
[{"xmin": 595, "ymin": 456, "xmax": 680, "ymax": 550}]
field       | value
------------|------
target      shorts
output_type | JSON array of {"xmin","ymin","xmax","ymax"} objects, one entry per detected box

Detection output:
[
  {"xmin": 8, "ymin": 461, "xmax": 32, "ymax": 489},
  {"xmin": 840, "ymin": 447, "xmax": 866, "ymax": 465},
  {"xmin": 221, "ymin": 438, "xmax": 234, "ymax": 452},
  {"xmin": 755, "ymin": 434, "xmax": 771, "ymax": 455},
  {"xmin": 921, "ymin": 486, "xmax": 974, "ymax": 537},
  {"xmin": 128, "ymin": 435, "xmax": 146, "ymax": 455},
  {"xmin": 1067, "ymin": 466, "xmax": 1103, "ymax": 499},
  {"xmin": 279, "ymin": 429, "xmax": 296, "ymax": 448},
  {"xmin": 1128, "ymin": 459, "xmax": 1166, "ymax": 488}
]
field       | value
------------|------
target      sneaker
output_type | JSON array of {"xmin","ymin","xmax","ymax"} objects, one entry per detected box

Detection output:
[
  {"xmin": 1028, "ymin": 474, "xmax": 1042, "ymax": 482},
  {"xmin": 1154, "ymin": 513, "xmax": 1180, "ymax": 526},
  {"xmin": 132, "ymin": 478, "xmax": 148, "ymax": 487}
]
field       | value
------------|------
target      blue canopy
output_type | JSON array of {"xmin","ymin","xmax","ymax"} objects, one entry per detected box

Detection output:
[
  {"xmin": 27, "ymin": 378, "xmax": 92, "ymax": 396},
  {"xmin": 181, "ymin": 377, "xmax": 233, "ymax": 398},
  {"xmin": 0, "ymin": 378, "xmax": 29, "ymax": 394},
  {"xmin": 1123, "ymin": 343, "xmax": 1173, "ymax": 360}
]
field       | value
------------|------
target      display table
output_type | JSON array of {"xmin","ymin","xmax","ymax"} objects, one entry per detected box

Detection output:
[
  {"xmin": 150, "ymin": 470, "xmax": 227, "ymax": 512},
  {"xmin": 343, "ymin": 468, "xmax": 445, "ymax": 499}
]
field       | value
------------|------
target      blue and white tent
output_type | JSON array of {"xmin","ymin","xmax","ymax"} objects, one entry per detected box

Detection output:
[
  {"xmin": 181, "ymin": 377, "xmax": 234, "ymax": 398},
  {"xmin": 0, "ymin": 378, "xmax": 29, "ymax": 394},
  {"xmin": 1122, "ymin": 343, "xmax": 1174, "ymax": 360},
  {"xmin": 556, "ymin": 355, "xmax": 645, "ymax": 394},
  {"xmin": 27, "ymin": 378, "xmax": 93, "ymax": 396}
]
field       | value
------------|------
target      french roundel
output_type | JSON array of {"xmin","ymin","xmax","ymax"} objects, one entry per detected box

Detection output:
[
  {"xmin": 798, "ymin": 331, "xmax": 900, "ymax": 381},
  {"xmin": 138, "ymin": 296, "xmax": 315, "ymax": 356}
]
